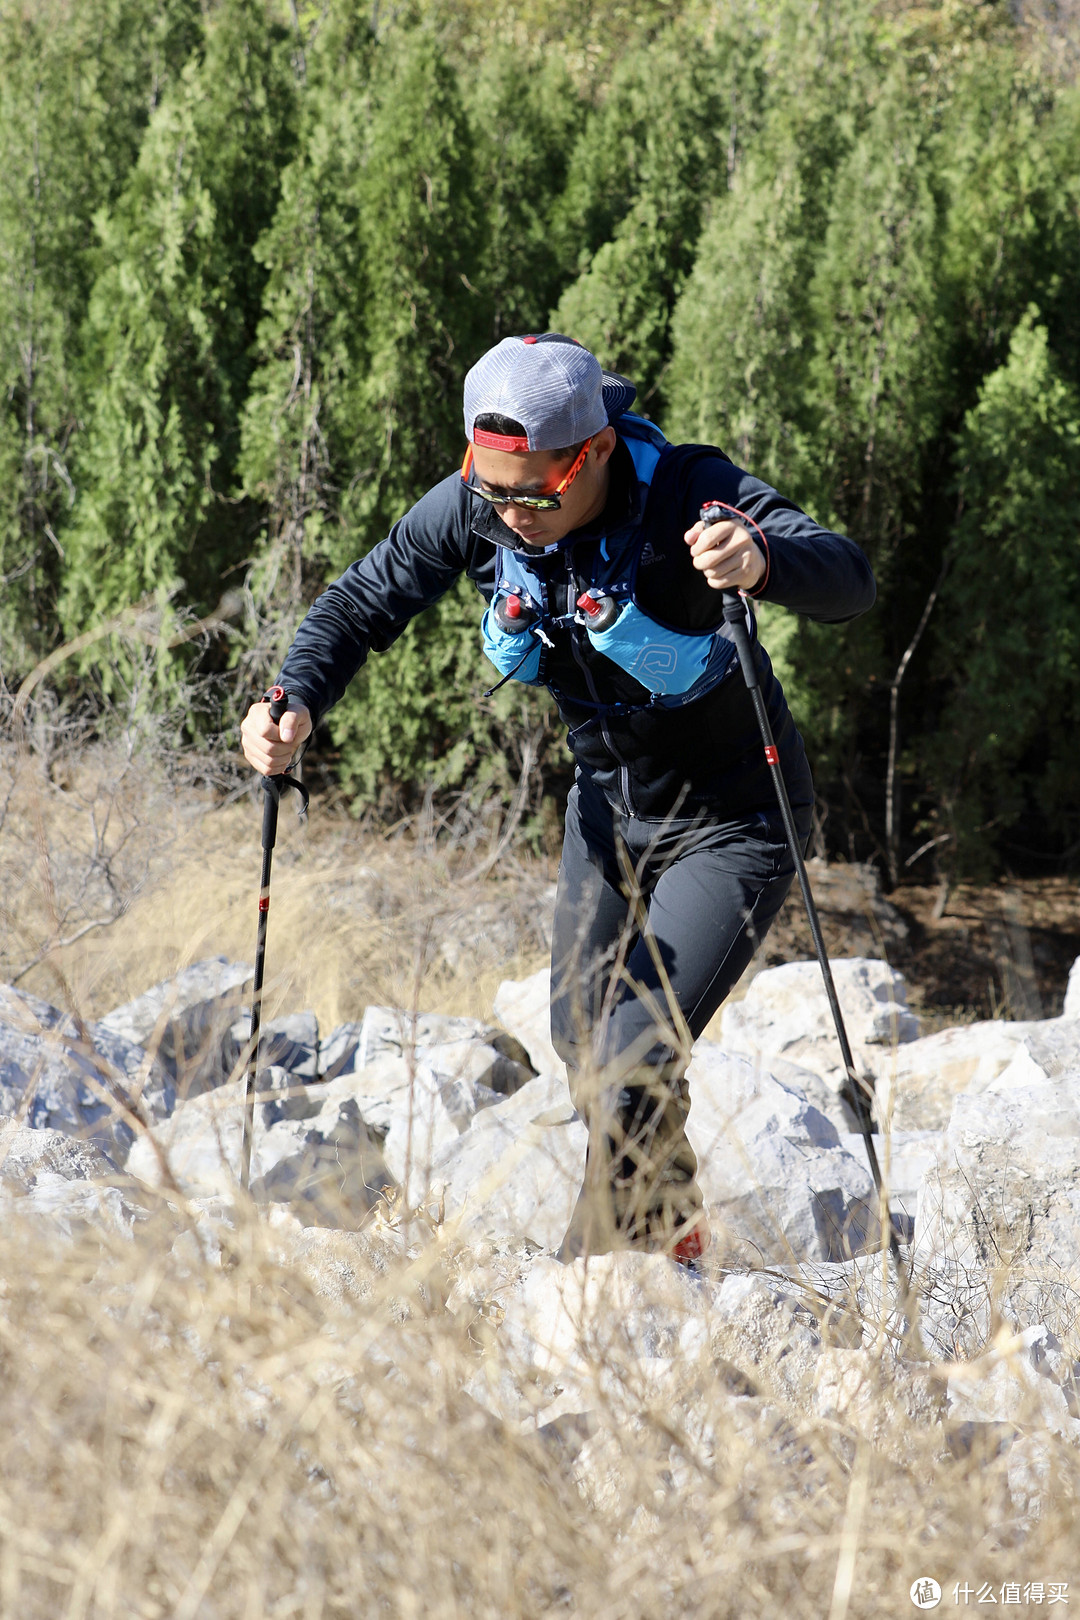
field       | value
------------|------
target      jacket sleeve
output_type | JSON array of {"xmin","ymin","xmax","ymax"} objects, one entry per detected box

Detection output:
[
  {"xmin": 676, "ymin": 450, "xmax": 877, "ymax": 624},
  {"xmin": 276, "ymin": 473, "xmax": 481, "ymax": 724}
]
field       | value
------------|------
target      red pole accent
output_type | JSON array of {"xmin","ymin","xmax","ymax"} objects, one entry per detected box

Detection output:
[
  {"xmin": 258, "ymin": 896, "xmax": 270, "ymax": 913},
  {"xmin": 764, "ymin": 744, "xmax": 779, "ymax": 765}
]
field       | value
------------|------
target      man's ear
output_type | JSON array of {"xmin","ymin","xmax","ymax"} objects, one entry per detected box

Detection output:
[{"xmin": 592, "ymin": 425, "xmax": 618, "ymax": 467}]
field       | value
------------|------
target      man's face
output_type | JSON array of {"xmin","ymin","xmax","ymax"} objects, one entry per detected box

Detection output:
[{"xmin": 469, "ymin": 428, "xmax": 615, "ymax": 549}]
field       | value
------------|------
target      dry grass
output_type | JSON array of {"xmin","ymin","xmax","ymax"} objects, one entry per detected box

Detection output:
[
  {"xmin": 0, "ymin": 1194, "xmax": 1078, "ymax": 1619},
  {"xmin": 0, "ymin": 738, "xmax": 554, "ymax": 1035},
  {"xmin": 2, "ymin": 737, "xmax": 1080, "ymax": 1617}
]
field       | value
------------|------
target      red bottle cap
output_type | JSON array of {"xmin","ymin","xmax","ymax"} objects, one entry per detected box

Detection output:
[
  {"xmin": 504, "ymin": 594, "xmax": 522, "ymax": 619},
  {"xmin": 576, "ymin": 591, "xmax": 603, "ymax": 617}
]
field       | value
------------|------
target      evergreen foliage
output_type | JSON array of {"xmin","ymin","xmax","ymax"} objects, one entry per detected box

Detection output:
[
  {"xmin": 925, "ymin": 312, "xmax": 1080, "ymax": 871},
  {"xmin": 60, "ymin": 0, "xmax": 298, "ymax": 640},
  {"xmin": 3, "ymin": 0, "xmax": 1079, "ymax": 875},
  {"xmin": 0, "ymin": 0, "xmax": 201, "ymax": 669},
  {"xmin": 551, "ymin": 18, "xmax": 758, "ymax": 406}
]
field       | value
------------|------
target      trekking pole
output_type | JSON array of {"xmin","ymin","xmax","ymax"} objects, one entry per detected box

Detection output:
[
  {"xmin": 700, "ymin": 504, "xmax": 906, "ymax": 1273},
  {"xmin": 241, "ymin": 686, "xmax": 310, "ymax": 1193}
]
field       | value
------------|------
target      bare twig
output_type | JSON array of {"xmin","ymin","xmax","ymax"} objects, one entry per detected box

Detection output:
[{"xmin": 885, "ymin": 552, "xmax": 951, "ymax": 889}]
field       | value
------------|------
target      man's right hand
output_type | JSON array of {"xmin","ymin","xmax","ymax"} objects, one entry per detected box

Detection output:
[{"xmin": 241, "ymin": 699, "xmax": 313, "ymax": 777}]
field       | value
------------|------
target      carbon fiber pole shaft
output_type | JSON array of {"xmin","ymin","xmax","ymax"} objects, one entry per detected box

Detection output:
[
  {"xmin": 702, "ymin": 524, "xmax": 902, "ymax": 1266},
  {"xmin": 241, "ymin": 694, "xmax": 289, "ymax": 1192}
]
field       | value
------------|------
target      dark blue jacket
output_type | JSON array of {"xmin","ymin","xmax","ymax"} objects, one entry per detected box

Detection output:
[{"xmin": 278, "ymin": 435, "xmax": 876, "ymax": 819}]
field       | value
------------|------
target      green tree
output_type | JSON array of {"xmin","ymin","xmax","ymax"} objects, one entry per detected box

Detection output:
[
  {"xmin": 550, "ymin": 17, "xmax": 760, "ymax": 407},
  {"xmin": 663, "ymin": 7, "xmax": 883, "ymax": 810},
  {"xmin": 326, "ymin": 27, "xmax": 542, "ymax": 805},
  {"xmin": 464, "ymin": 47, "xmax": 585, "ymax": 343},
  {"xmin": 0, "ymin": 0, "xmax": 201, "ymax": 678},
  {"xmin": 60, "ymin": 0, "xmax": 298, "ymax": 648},
  {"xmin": 236, "ymin": 3, "xmax": 375, "ymax": 677},
  {"xmin": 922, "ymin": 311, "xmax": 1080, "ymax": 872}
]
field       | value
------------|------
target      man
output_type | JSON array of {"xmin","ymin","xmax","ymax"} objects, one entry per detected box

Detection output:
[{"xmin": 241, "ymin": 333, "xmax": 875, "ymax": 1265}]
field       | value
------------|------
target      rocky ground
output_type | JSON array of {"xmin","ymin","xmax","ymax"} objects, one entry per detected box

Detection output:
[
  {"xmin": 3, "ymin": 751, "xmax": 1079, "ymax": 1612},
  {"xmin": 2, "ymin": 948, "xmax": 1080, "ymax": 1613}
]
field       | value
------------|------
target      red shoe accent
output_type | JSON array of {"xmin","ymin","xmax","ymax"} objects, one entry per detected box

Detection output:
[{"xmin": 671, "ymin": 1222, "xmax": 709, "ymax": 1266}]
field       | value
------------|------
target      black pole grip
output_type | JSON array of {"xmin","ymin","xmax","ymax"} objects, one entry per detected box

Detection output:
[
  {"xmin": 261, "ymin": 776, "xmax": 281, "ymax": 851},
  {"xmin": 267, "ymin": 685, "xmax": 289, "ymax": 724}
]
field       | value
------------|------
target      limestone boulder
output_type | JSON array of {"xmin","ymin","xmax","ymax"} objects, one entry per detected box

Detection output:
[
  {"xmin": 0, "ymin": 1121, "xmax": 147, "ymax": 1237},
  {"xmin": 946, "ymin": 1326, "xmax": 1080, "ymax": 1444},
  {"xmin": 880, "ymin": 1019, "xmax": 1042, "ymax": 1130},
  {"xmin": 493, "ymin": 968, "xmax": 562, "ymax": 1077},
  {"xmin": 494, "ymin": 1251, "xmax": 711, "ymax": 1415},
  {"xmin": 97, "ymin": 956, "xmax": 253, "ymax": 1096},
  {"xmin": 227, "ymin": 1010, "xmax": 320, "ymax": 1083},
  {"xmin": 986, "ymin": 1016, "xmax": 1080, "ymax": 1093},
  {"xmin": 418, "ymin": 1072, "xmax": 585, "ymax": 1249},
  {"xmin": 686, "ymin": 1054, "xmax": 878, "ymax": 1263},
  {"xmin": 325, "ymin": 1005, "xmax": 534, "ymax": 1099},
  {"xmin": 721, "ymin": 959, "xmax": 920, "ymax": 1100},
  {"xmin": 839, "ymin": 1128, "xmax": 941, "ymax": 1233},
  {"xmin": 915, "ymin": 1078, "xmax": 1080, "ymax": 1346},
  {"xmin": 1063, "ymin": 956, "xmax": 1080, "ymax": 1019},
  {"xmin": 127, "ymin": 1066, "xmax": 393, "ymax": 1225},
  {"xmin": 0, "ymin": 1000, "xmax": 174, "ymax": 1166}
]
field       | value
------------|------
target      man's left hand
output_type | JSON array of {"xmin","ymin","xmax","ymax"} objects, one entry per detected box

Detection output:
[{"xmin": 684, "ymin": 516, "xmax": 766, "ymax": 592}]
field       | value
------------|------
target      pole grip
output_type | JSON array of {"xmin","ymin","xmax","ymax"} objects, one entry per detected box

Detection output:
[{"xmin": 261, "ymin": 776, "xmax": 281, "ymax": 850}]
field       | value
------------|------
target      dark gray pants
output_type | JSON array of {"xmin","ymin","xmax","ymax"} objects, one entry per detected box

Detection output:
[{"xmin": 550, "ymin": 772, "xmax": 811, "ymax": 1092}]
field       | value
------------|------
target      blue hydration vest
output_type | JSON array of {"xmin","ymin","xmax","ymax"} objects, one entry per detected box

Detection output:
[{"xmin": 480, "ymin": 414, "xmax": 745, "ymax": 713}]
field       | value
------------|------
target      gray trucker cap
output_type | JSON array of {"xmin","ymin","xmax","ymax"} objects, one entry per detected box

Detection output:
[{"xmin": 463, "ymin": 333, "xmax": 637, "ymax": 453}]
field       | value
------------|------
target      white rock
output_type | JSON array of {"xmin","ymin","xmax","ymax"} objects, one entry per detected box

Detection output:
[
  {"xmin": 227, "ymin": 1010, "xmax": 319, "ymax": 1082},
  {"xmin": 915, "ymin": 1079, "xmax": 1080, "ymax": 1345},
  {"xmin": 0, "ymin": 1013, "xmax": 173, "ymax": 1165},
  {"xmin": 319, "ymin": 1021, "xmax": 364, "ymax": 1079},
  {"xmin": 684, "ymin": 1041, "xmax": 764, "ymax": 1119},
  {"xmin": 1063, "ymin": 958, "xmax": 1080, "ymax": 1019},
  {"xmin": 417, "ymin": 1039, "xmax": 513, "ymax": 1123},
  {"xmin": 0, "ymin": 1172, "xmax": 141, "ymax": 1239},
  {"xmin": 356, "ymin": 1005, "xmax": 491, "ymax": 1067},
  {"xmin": 706, "ymin": 1273, "xmax": 830, "ymax": 1403},
  {"xmin": 127, "ymin": 1068, "xmax": 393, "ymax": 1223},
  {"xmin": 330, "ymin": 1006, "xmax": 533, "ymax": 1105},
  {"xmin": 493, "ymin": 968, "xmax": 562, "ymax": 1077},
  {"xmin": 986, "ymin": 1017, "xmax": 1080, "ymax": 1093},
  {"xmin": 687, "ymin": 1063, "xmax": 877, "ymax": 1263},
  {"xmin": 497, "ymin": 1252, "xmax": 710, "ymax": 1399},
  {"xmin": 379, "ymin": 1065, "xmax": 462, "ymax": 1206},
  {"xmin": 879, "ymin": 1019, "xmax": 1042, "ymax": 1130},
  {"xmin": 98, "ymin": 956, "xmax": 253, "ymax": 1095},
  {"xmin": 840, "ymin": 1128, "xmax": 940, "ymax": 1227},
  {"xmin": 812, "ymin": 1347, "xmax": 944, "ymax": 1446},
  {"xmin": 0, "ymin": 1121, "xmax": 116, "ymax": 1185},
  {"xmin": 0, "ymin": 983, "xmax": 65, "ymax": 1032},
  {"xmin": 1007, "ymin": 1433, "xmax": 1056, "ymax": 1519},
  {"xmin": 421, "ymin": 1073, "xmax": 585, "ymax": 1249},
  {"xmin": 0, "ymin": 1122, "xmax": 146, "ymax": 1237},
  {"xmin": 946, "ymin": 1327, "xmax": 1080, "ymax": 1443},
  {"xmin": 721, "ymin": 960, "xmax": 920, "ymax": 1092}
]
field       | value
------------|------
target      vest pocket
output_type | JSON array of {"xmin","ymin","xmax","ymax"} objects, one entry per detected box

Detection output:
[
  {"xmin": 481, "ymin": 606, "xmax": 543, "ymax": 685},
  {"xmin": 585, "ymin": 600, "xmax": 713, "ymax": 695}
]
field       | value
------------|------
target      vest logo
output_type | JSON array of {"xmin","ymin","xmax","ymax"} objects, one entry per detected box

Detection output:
[{"xmin": 630, "ymin": 645, "xmax": 678, "ymax": 693}]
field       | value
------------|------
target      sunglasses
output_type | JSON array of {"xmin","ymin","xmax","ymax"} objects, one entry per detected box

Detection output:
[{"xmin": 461, "ymin": 437, "xmax": 593, "ymax": 512}]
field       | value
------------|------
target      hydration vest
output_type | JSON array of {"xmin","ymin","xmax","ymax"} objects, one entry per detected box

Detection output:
[{"xmin": 479, "ymin": 413, "xmax": 746, "ymax": 713}]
